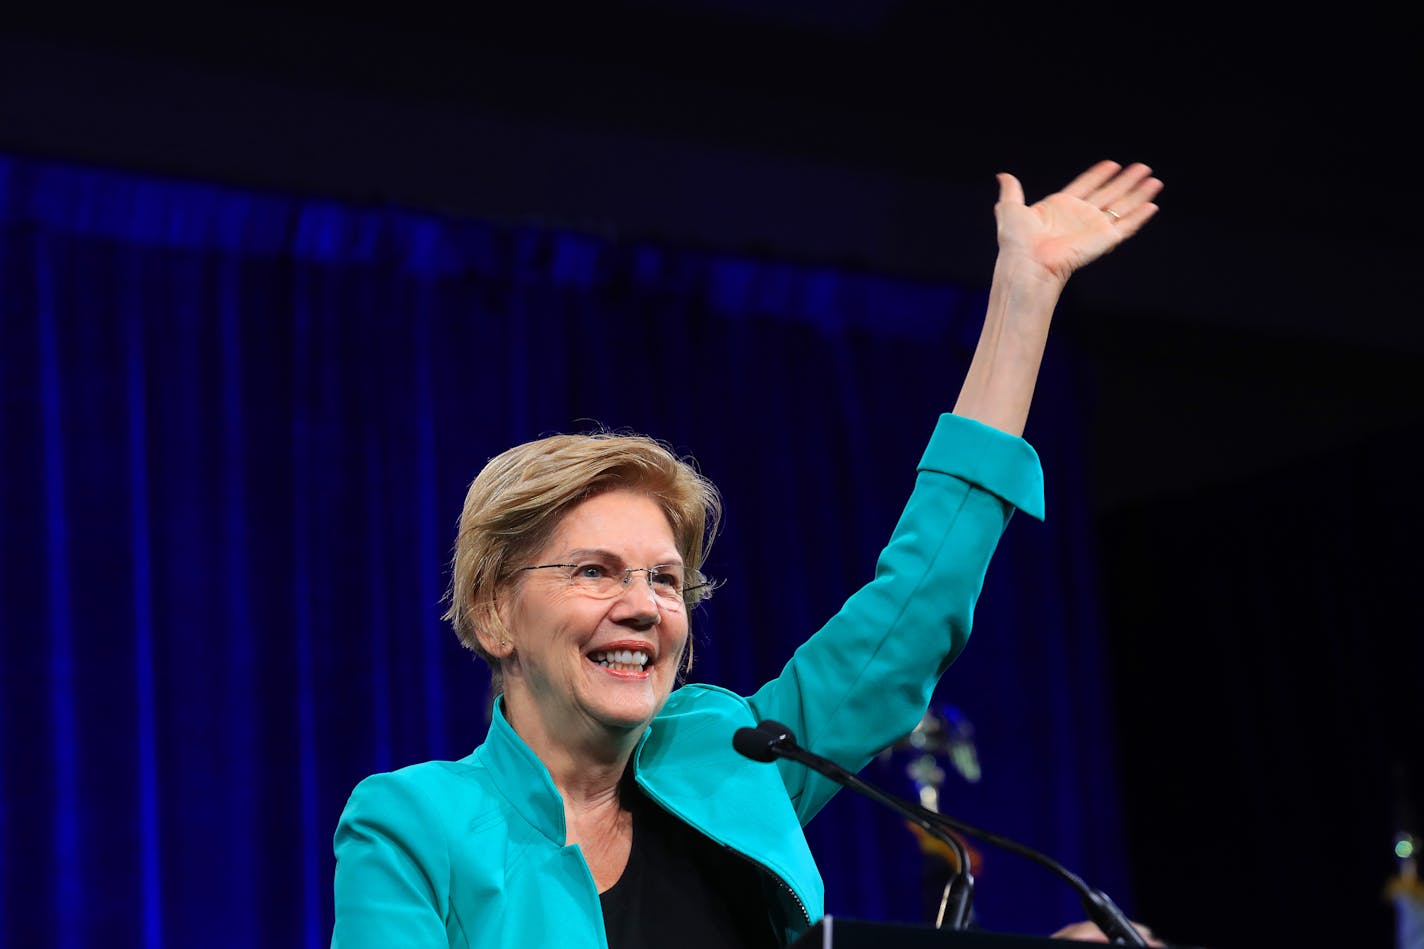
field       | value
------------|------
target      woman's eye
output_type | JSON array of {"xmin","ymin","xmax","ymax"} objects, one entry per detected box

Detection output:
[
  {"xmin": 575, "ymin": 563, "xmax": 609, "ymax": 579},
  {"xmin": 651, "ymin": 569, "xmax": 682, "ymax": 589}
]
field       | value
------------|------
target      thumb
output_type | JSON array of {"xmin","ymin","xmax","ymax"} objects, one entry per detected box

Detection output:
[{"xmin": 996, "ymin": 172, "xmax": 1025, "ymax": 208}]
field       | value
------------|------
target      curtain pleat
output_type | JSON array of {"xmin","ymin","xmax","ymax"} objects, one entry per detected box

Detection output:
[{"xmin": 124, "ymin": 250, "xmax": 163, "ymax": 949}]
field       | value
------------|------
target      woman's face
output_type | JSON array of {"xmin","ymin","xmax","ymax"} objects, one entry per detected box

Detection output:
[{"xmin": 498, "ymin": 489, "xmax": 690, "ymax": 748}]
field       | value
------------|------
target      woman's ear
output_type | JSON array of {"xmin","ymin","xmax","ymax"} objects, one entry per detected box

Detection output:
[{"xmin": 473, "ymin": 596, "xmax": 515, "ymax": 658}]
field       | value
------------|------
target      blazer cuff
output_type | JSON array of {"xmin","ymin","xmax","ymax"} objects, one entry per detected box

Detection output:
[{"xmin": 917, "ymin": 413, "xmax": 1046, "ymax": 520}]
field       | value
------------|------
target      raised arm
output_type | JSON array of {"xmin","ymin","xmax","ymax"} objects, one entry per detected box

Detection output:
[
  {"xmin": 743, "ymin": 162, "xmax": 1161, "ymax": 820},
  {"xmin": 953, "ymin": 161, "xmax": 1162, "ymax": 436}
]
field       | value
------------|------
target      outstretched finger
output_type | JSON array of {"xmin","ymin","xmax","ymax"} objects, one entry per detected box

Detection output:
[
  {"xmin": 1090, "ymin": 163, "xmax": 1156, "ymax": 214},
  {"xmin": 1100, "ymin": 174, "xmax": 1163, "ymax": 231},
  {"xmin": 1059, "ymin": 160, "xmax": 1123, "ymax": 200}
]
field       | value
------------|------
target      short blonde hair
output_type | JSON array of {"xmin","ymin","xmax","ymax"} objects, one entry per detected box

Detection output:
[{"xmin": 442, "ymin": 430, "xmax": 722, "ymax": 693}]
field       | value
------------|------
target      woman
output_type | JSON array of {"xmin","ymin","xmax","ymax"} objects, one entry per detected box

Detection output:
[{"xmin": 332, "ymin": 161, "xmax": 1163, "ymax": 947}]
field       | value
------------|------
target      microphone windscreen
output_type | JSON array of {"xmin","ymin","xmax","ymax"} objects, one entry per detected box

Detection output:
[{"xmin": 732, "ymin": 726, "xmax": 778, "ymax": 762}]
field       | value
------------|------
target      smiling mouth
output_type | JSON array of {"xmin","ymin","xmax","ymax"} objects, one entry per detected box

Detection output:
[{"xmin": 587, "ymin": 648, "xmax": 650, "ymax": 674}]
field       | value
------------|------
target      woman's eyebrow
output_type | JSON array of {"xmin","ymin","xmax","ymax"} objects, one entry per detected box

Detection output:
[
  {"xmin": 564, "ymin": 547, "xmax": 621, "ymax": 563},
  {"xmin": 564, "ymin": 547, "xmax": 683, "ymax": 567}
]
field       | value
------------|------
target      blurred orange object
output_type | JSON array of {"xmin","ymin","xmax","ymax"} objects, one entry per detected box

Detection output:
[{"xmin": 905, "ymin": 822, "xmax": 983, "ymax": 875}]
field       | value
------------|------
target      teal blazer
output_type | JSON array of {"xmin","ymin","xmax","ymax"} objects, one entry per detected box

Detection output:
[{"xmin": 332, "ymin": 414, "xmax": 1044, "ymax": 948}]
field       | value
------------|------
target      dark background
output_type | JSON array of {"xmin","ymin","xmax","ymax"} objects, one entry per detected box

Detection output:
[{"xmin": 3, "ymin": 3, "xmax": 1420, "ymax": 947}]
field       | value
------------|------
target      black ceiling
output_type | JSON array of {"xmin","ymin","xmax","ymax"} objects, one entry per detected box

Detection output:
[{"xmin": 4, "ymin": 2, "xmax": 1416, "ymax": 241}]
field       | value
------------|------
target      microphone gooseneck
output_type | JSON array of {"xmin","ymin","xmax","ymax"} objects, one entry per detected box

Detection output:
[
  {"xmin": 733, "ymin": 720, "xmax": 974, "ymax": 931},
  {"xmin": 903, "ymin": 793, "xmax": 1148, "ymax": 946},
  {"xmin": 735, "ymin": 720, "xmax": 1146, "ymax": 946}
]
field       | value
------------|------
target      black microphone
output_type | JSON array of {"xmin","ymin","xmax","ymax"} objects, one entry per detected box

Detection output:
[
  {"xmin": 735, "ymin": 719, "xmax": 1148, "ymax": 946},
  {"xmin": 733, "ymin": 720, "xmax": 975, "ymax": 931}
]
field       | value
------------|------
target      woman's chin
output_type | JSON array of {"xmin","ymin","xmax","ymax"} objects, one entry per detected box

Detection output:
[{"xmin": 581, "ymin": 678, "xmax": 670, "ymax": 733}]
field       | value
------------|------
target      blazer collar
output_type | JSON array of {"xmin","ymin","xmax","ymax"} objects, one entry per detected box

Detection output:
[{"xmin": 474, "ymin": 695, "xmax": 655, "ymax": 843}]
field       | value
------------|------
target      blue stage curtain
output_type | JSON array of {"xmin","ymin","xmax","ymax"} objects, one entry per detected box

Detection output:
[{"xmin": 0, "ymin": 152, "xmax": 1132, "ymax": 946}]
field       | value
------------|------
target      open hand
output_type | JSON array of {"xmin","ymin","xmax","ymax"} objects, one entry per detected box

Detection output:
[{"xmin": 994, "ymin": 161, "xmax": 1163, "ymax": 285}]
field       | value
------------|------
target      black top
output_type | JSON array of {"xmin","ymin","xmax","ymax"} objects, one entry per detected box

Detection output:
[{"xmin": 599, "ymin": 782, "xmax": 785, "ymax": 948}]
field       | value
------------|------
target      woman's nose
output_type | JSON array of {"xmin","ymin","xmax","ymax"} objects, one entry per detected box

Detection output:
[{"xmin": 610, "ymin": 572, "xmax": 662, "ymax": 623}]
